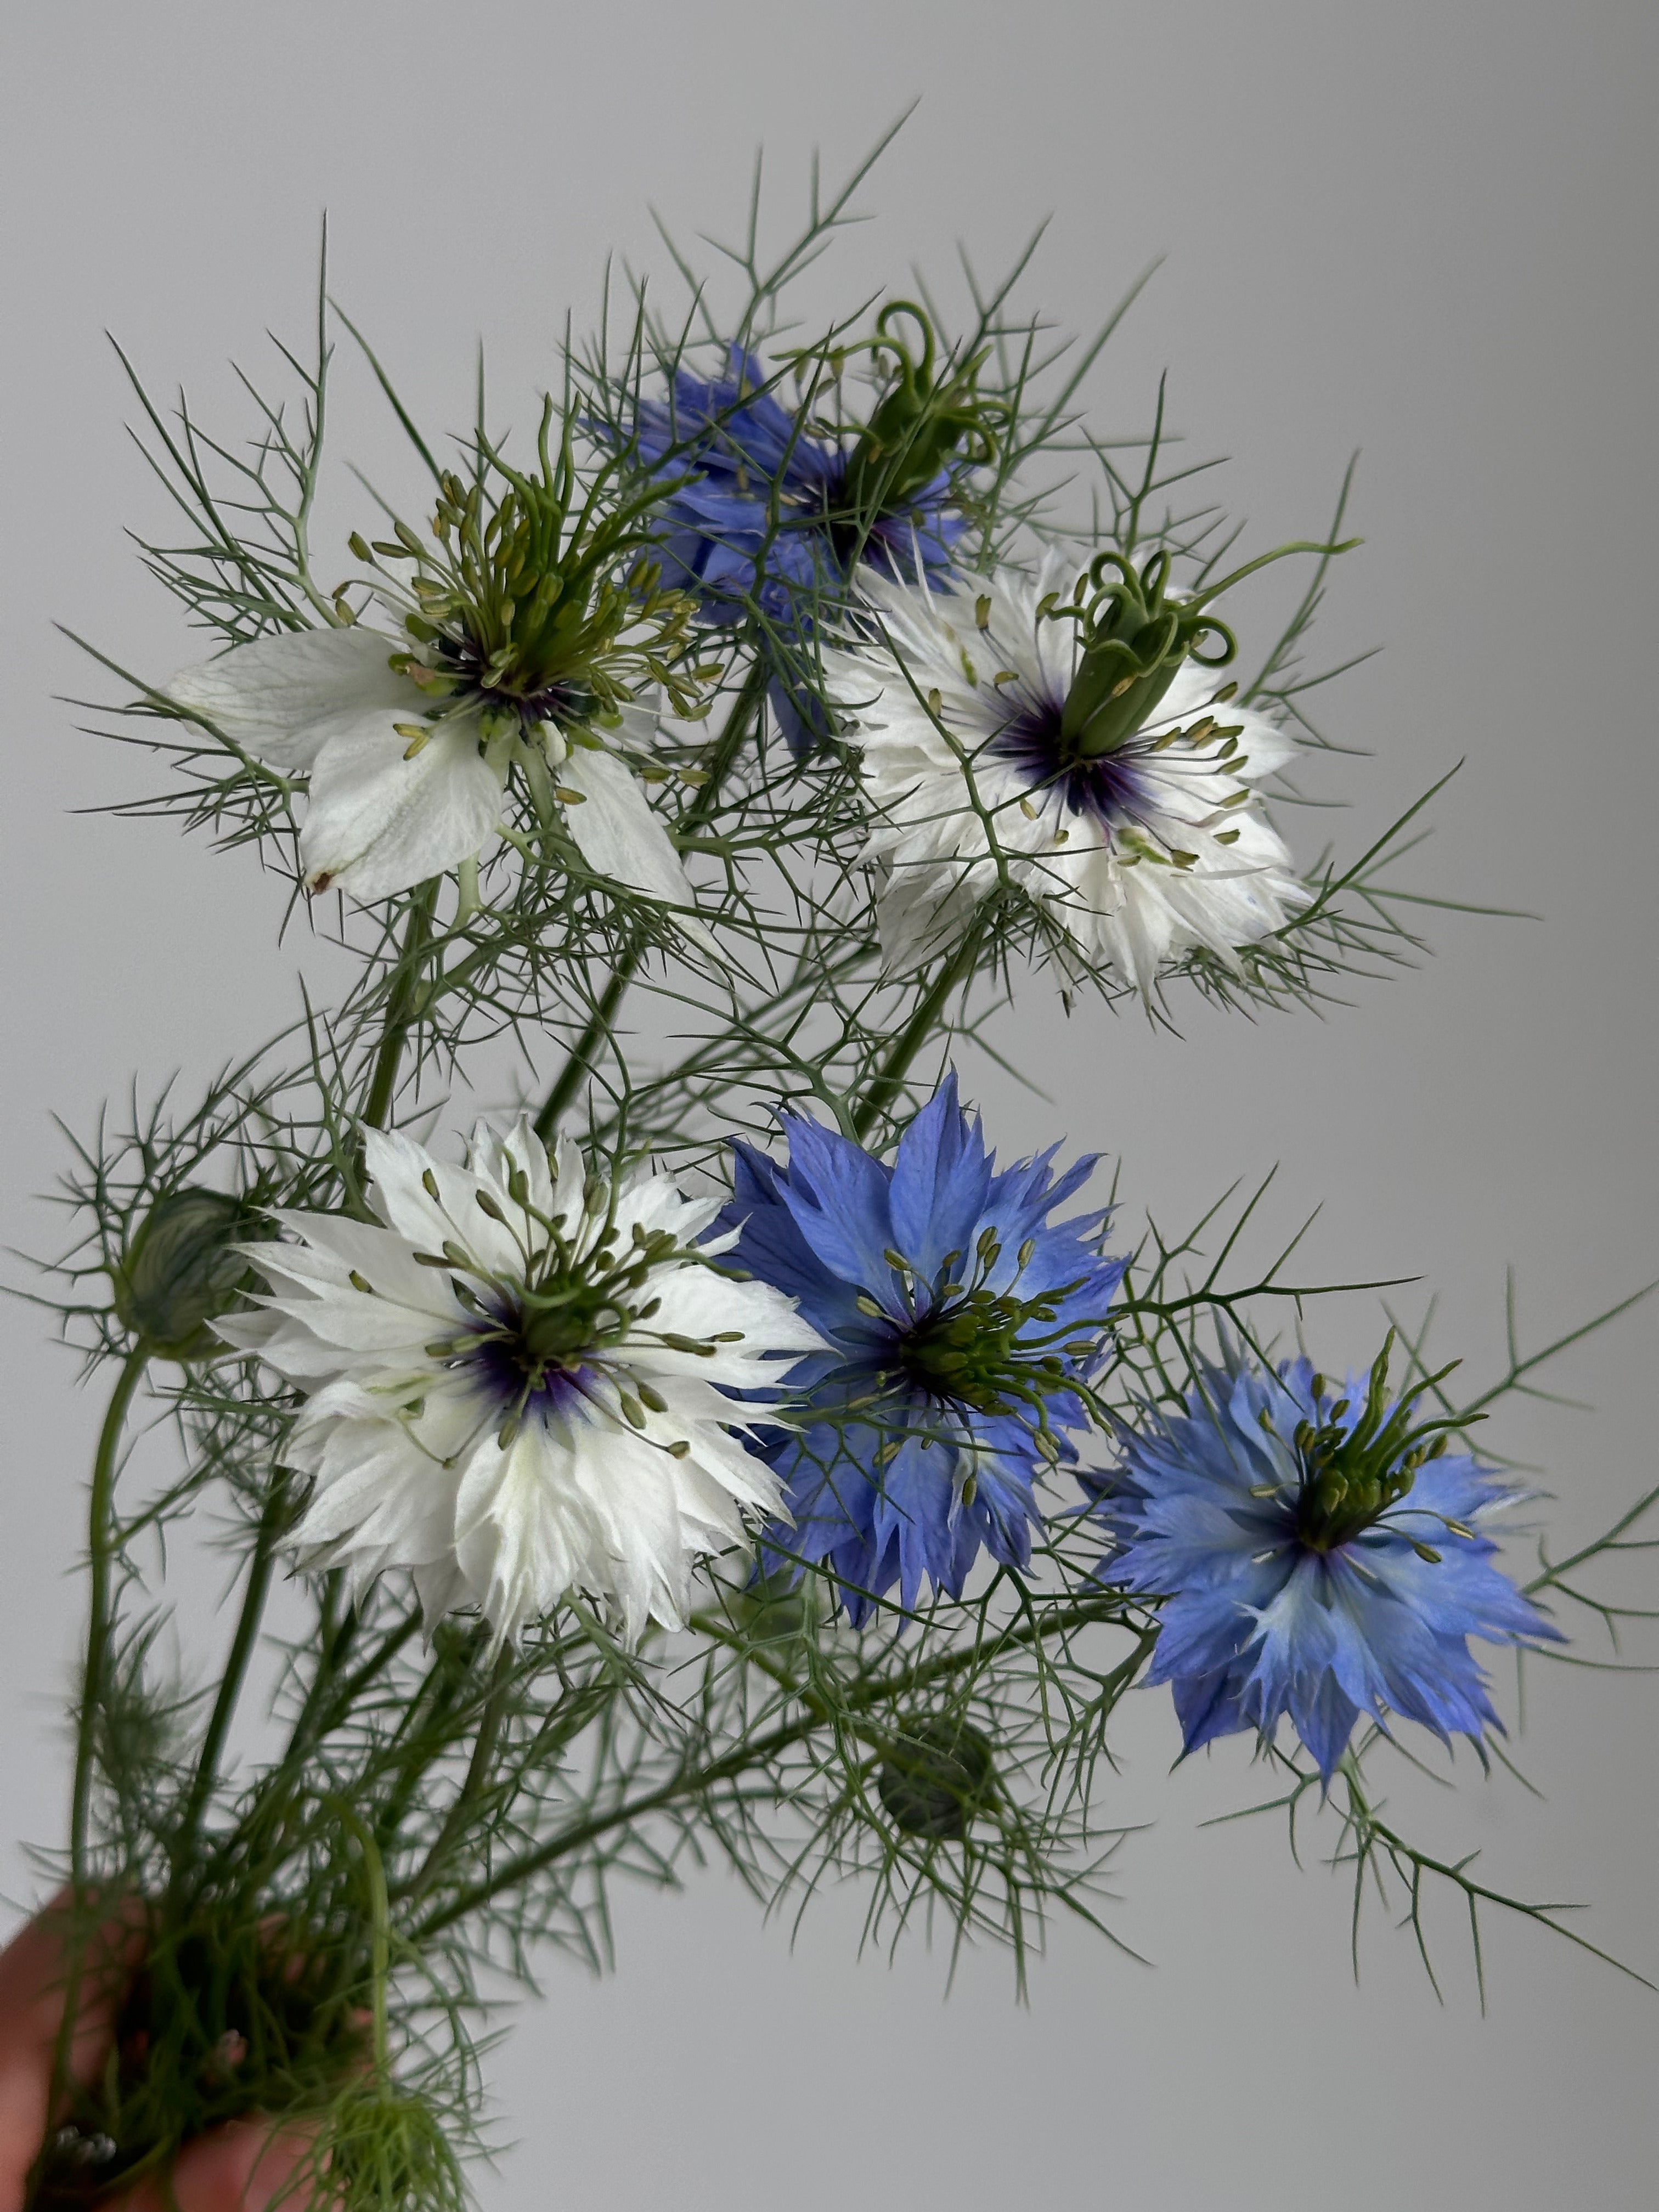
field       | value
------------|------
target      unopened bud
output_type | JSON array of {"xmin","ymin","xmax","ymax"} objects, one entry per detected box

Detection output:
[
  {"xmin": 877, "ymin": 1719, "xmax": 996, "ymax": 1841},
  {"xmin": 112, "ymin": 1188, "xmax": 253, "ymax": 1360}
]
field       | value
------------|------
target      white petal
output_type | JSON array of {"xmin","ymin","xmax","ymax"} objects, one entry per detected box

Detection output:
[
  {"xmin": 262, "ymin": 1211, "xmax": 457, "ymax": 1318},
  {"xmin": 302, "ymin": 709, "xmax": 503, "ymax": 899},
  {"xmin": 361, "ymin": 1126, "xmax": 526, "ymax": 1279},
  {"xmin": 165, "ymin": 626, "xmax": 413, "ymax": 772},
  {"xmin": 559, "ymin": 748, "xmax": 703, "ymax": 916},
  {"xmin": 453, "ymin": 1424, "xmax": 595, "ymax": 1641},
  {"xmin": 607, "ymin": 692, "xmax": 664, "ymax": 753}
]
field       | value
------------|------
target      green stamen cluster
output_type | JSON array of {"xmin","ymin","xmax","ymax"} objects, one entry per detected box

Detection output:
[
  {"xmin": 1045, "ymin": 531, "xmax": 1361, "ymax": 763},
  {"xmin": 398, "ymin": 1158, "xmax": 736, "ymax": 1453},
  {"xmin": 869, "ymin": 1228, "xmax": 1103, "ymax": 1449},
  {"xmin": 355, "ymin": 399, "xmax": 714, "ymax": 740},
  {"xmin": 1272, "ymin": 1333, "xmax": 1479, "ymax": 1559},
  {"xmin": 1047, "ymin": 548, "xmax": 1238, "ymax": 763},
  {"xmin": 832, "ymin": 300, "xmax": 1005, "ymax": 544}
]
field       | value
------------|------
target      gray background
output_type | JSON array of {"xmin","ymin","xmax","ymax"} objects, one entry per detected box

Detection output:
[{"xmin": 3, "ymin": 2, "xmax": 1657, "ymax": 2205}]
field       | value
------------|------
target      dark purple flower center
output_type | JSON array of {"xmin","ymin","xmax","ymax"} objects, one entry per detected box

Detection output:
[
  {"xmin": 436, "ymin": 634, "xmax": 601, "ymax": 729},
  {"xmin": 991, "ymin": 690, "xmax": 1155, "ymax": 828},
  {"xmin": 457, "ymin": 1280, "xmax": 629, "ymax": 1430},
  {"xmin": 466, "ymin": 1328, "xmax": 591, "ymax": 1421}
]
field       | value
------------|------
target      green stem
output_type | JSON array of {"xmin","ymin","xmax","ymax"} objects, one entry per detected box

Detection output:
[
  {"xmin": 531, "ymin": 654, "xmax": 771, "ymax": 1140},
  {"xmin": 332, "ymin": 1802, "xmax": 392, "ymax": 2076},
  {"xmin": 534, "ymin": 952, "xmax": 642, "ymax": 1143},
  {"xmin": 411, "ymin": 1601, "xmax": 1151, "ymax": 1944},
  {"xmin": 411, "ymin": 1718, "xmax": 815, "ymax": 1944},
  {"xmin": 52, "ymin": 1345, "xmax": 150, "ymax": 2103},
  {"xmin": 172, "ymin": 1471, "xmax": 291, "ymax": 1874},
  {"xmin": 399, "ymin": 1654, "xmax": 516, "ymax": 1904},
  {"xmin": 235, "ymin": 1605, "xmax": 423, "ymax": 1858},
  {"xmin": 69, "ymin": 1349, "xmax": 150, "ymax": 1886},
  {"xmin": 363, "ymin": 883, "xmax": 437, "ymax": 1132},
  {"xmin": 851, "ymin": 922, "xmax": 986, "ymax": 1141}
]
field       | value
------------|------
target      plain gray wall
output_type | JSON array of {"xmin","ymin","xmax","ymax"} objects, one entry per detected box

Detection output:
[{"xmin": 3, "ymin": 2, "xmax": 1656, "ymax": 2205}]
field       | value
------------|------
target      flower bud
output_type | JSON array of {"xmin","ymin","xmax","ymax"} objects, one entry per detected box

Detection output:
[
  {"xmin": 877, "ymin": 1718, "xmax": 996, "ymax": 1841},
  {"xmin": 112, "ymin": 1187, "xmax": 253, "ymax": 1359}
]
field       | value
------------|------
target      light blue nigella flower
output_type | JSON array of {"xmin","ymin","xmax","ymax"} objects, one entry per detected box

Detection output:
[
  {"xmin": 631, "ymin": 342, "xmax": 971, "ymax": 745},
  {"xmin": 1090, "ymin": 1338, "xmax": 1562, "ymax": 1779},
  {"xmin": 717, "ymin": 1076, "xmax": 1124, "ymax": 1624}
]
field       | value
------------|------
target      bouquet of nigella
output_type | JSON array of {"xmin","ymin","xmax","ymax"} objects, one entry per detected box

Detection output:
[{"xmin": 12, "ymin": 142, "xmax": 1656, "ymax": 2212}]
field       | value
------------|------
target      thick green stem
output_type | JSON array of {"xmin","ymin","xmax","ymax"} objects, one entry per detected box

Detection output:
[
  {"xmin": 534, "ymin": 952, "xmax": 641, "ymax": 1142},
  {"xmin": 399, "ymin": 1654, "xmax": 516, "ymax": 1904},
  {"xmin": 851, "ymin": 923, "xmax": 985, "ymax": 1141},
  {"xmin": 172, "ymin": 1471, "xmax": 291, "ymax": 1875},
  {"xmin": 363, "ymin": 883, "xmax": 437, "ymax": 1132},
  {"xmin": 411, "ymin": 1602, "xmax": 1152, "ymax": 1944},
  {"xmin": 69, "ymin": 1349, "xmax": 150, "ymax": 1887},
  {"xmin": 52, "ymin": 1345, "xmax": 150, "ymax": 2103},
  {"xmin": 532, "ymin": 654, "xmax": 771, "ymax": 1139},
  {"xmin": 332, "ymin": 1803, "xmax": 392, "ymax": 2077}
]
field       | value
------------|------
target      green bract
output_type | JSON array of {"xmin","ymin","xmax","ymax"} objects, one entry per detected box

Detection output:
[{"xmin": 877, "ymin": 1719, "xmax": 997, "ymax": 1841}]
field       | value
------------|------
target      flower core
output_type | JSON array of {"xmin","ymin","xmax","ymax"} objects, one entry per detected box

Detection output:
[
  {"xmin": 1274, "ymin": 1336, "xmax": 1474, "ymax": 1558},
  {"xmin": 361, "ymin": 404, "xmax": 708, "ymax": 748},
  {"xmin": 830, "ymin": 301, "xmax": 1003, "ymax": 552},
  {"xmin": 893, "ymin": 1262, "xmax": 1088, "ymax": 1424},
  {"xmin": 1049, "ymin": 547, "xmax": 1238, "ymax": 761},
  {"xmin": 427, "ymin": 1202, "xmax": 698, "ymax": 1447},
  {"xmin": 991, "ymin": 691, "xmax": 1157, "ymax": 828}
]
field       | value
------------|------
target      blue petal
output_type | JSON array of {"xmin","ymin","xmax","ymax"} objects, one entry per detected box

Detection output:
[
  {"xmin": 1094, "ymin": 1354, "xmax": 1561, "ymax": 1778},
  {"xmin": 888, "ymin": 1074, "xmax": 994, "ymax": 1282},
  {"xmin": 768, "ymin": 1114, "xmax": 899, "ymax": 1301}
]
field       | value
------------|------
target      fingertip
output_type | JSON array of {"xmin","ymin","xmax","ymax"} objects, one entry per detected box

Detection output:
[{"xmin": 127, "ymin": 2120, "xmax": 318, "ymax": 2212}]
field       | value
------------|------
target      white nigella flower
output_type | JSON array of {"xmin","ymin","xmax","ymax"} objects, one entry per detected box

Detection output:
[
  {"xmin": 165, "ymin": 628, "xmax": 692, "ymax": 907},
  {"xmin": 217, "ymin": 1118, "xmax": 823, "ymax": 1644},
  {"xmin": 826, "ymin": 552, "xmax": 1310, "ymax": 992},
  {"xmin": 166, "ymin": 445, "xmax": 714, "ymax": 913}
]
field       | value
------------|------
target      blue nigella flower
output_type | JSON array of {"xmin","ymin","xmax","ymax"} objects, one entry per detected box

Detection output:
[
  {"xmin": 631, "ymin": 344, "xmax": 971, "ymax": 746},
  {"xmin": 1089, "ymin": 1337, "xmax": 1562, "ymax": 1780},
  {"xmin": 716, "ymin": 1076, "xmax": 1124, "ymax": 1624}
]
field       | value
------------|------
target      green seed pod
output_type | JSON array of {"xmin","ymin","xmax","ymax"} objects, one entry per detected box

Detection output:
[
  {"xmin": 111, "ymin": 1187, "xmax": 254, "ymax": 1360},
  {"xmin": 877, "ymin": 1718, "xmax": 996, "ymax": 1841},
  {"xmin": 737, "ymin": 1567, "xmax": 808, "ymax": 1646}
]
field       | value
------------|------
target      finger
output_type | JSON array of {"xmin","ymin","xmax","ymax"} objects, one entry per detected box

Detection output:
[
  {"xmin": 120, "ymin": 2120, "xmax": 320, "ymax": 2212},
  {"xmin": 0, "ymin": 1896, "xmax": 146, "ymax": 2212}
]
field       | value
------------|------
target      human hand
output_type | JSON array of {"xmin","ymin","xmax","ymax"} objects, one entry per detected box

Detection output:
[{"xmin": 0, "ymin": 1903, "xmax": 315, "ymax": 2212}]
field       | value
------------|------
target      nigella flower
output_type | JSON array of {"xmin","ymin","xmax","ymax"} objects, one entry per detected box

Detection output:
[
  {"xmin": 167, "ymin": 420, "xmax": 711, "ymax": 911},
  {"xmin": 629, "ymin": 306, "xmax": 994, "ymax": 744},
  {"xmin": 716, "ymin": 1076, "xmax": 1123, "ymax": 1624},
  {"xmin": 825, "ymin": 549, "xmax": 1312, "ymax": 990},
  {"xmin": 1089, "ymin": 1336, "xmax": 1562, "ymax": 1780},
  {"xmin": 217, "ymin": 1118, "xmax": 823, "ymax": 1644}
]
